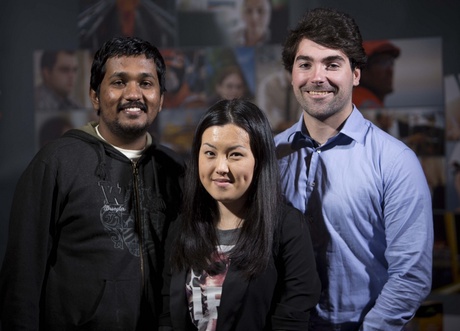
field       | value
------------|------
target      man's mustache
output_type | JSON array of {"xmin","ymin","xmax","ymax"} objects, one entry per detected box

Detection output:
[{"xmin": 118, "ymin": 101, "xmax": 147, "ymax": 112}]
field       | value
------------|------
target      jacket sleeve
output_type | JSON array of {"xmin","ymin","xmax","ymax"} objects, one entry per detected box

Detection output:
[
  {"xmin": 158, "ymin": 214, "xmax": 181, "ymax": 330},
  {"xmin": 0, "ymin": 154, "xmax": 57, "ymax": 330},
  {"xmin": 271, "ymin": 205, "xmax": 321, "ymax": 330},
  {"xmin": 361, "ymin": 148, "xmax": 433, "ymax": 330}
]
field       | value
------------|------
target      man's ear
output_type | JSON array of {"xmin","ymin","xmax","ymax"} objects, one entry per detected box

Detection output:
[
  {"xmin": 353, "ymin": 67, "xmax": 361, "ymax": 87},
  {"xmin": 42, "ymin": 68, "xmax": 51, "ymax": 84},
  {"xmin": 158, "ymin": 94, "xmax": 164, "ymax": 113},
  {"xmin": 89, "ymin": 89, "xmax": 100, "ymax": 111}
]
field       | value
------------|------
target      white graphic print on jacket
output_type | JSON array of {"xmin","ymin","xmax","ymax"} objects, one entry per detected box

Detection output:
[{"xmin": 98, "ymin": 180, "xmax": 160, "ymax": 257}]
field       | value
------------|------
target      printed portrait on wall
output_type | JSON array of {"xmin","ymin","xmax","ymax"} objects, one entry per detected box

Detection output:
[
  {"xmin": 255, "ymin": 44, "xmax": 301, "ymax": 133},
  {"xmin": 78, "ymin": 0, "xmax": 177, "ymax": 49},
  {"xmin": 204, "ymin": 46, "xmax": 255, "ymax": 106},
  {"xmin": 33, "ymin": 49, "xmax": 93, "ymax": 113},
  {"xmin": 33, "ymin": 49, "xmax": 95, "ymax": 151},
  {"xmin": 176, "ymin": 0, "xmax": 289, "ymax": 47},
  {"xmin": 356, "ymin": 37, "xmax": 445, "ymax": 209},
  {"xmin": 160, "ymin": 47, "xmax": 208, "ymax": 109},
  {"xmin": 156, "ymin": 107, "xmax": 207, "ymax": 158},
  {"xmin": 353, "ymin": 37, "xmax": 443, "ymax": 109},
  {"xmin": 447, "ymin": 142, "xmax": 460, "ymax": 212},
  {"xmin": 445, "ymin": 73, "xmax": 460, "ymax": 141}
]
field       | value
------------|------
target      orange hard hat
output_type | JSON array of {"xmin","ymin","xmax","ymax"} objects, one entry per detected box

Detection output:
[{"xmin": 363, "ymin": 40, "xmax": 400, "ymax": 58}]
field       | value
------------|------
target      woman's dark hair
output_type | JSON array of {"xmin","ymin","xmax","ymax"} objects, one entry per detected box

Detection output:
[
  {"xmin": 90, "ymin": 36, "xmax": 166, "ymax": 96},
  {"xmin": 282, "ymin": 7, "xmax": 367, "ymax": 72},
  {"xmin": 212, "ymin": 65, "xmax": 252, "ymax": 100},
  {"xmin": 215, "ymin": 65, "xmax": 245, "ymax": 88},
  {"xmin": 171, "ymin": 99, "xmax": 282, "ymax": 279}
]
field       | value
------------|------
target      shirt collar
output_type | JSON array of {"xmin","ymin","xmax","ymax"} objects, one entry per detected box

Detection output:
[
  {"xmin": 340, "ymin": 105, "xmax": 368, "ymax": 145},
  {"xmin": 289, "ymin": 105, "xmax": 368, "ymax": 147}
]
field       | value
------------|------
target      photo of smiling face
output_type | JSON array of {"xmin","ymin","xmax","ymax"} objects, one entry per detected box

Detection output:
[
  {"xmin": 291, "ymin": 38, "xmax": 360, "ymax": 123},
  {"xmin": 90, "ymin": 54, "xmax": 164, "ymax": 148},
  {"xmin": 215, "ymin": 72, "xmax": 245, "ymax": 100},
  {"xmin": 241, "ymin": 0, "xmax": 271, "ymax": 45},
  {"xmin": 198, "ymin": 124, "xmax": 255, "ymax": 210}
]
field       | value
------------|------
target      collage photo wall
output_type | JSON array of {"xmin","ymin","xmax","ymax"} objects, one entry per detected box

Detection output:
[{"xmin": 32, "ymin": 0, "xmax": 460, "ymax": 290}]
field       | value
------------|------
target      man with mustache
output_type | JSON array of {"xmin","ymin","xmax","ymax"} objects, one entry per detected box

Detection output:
[
  {"xmin": 0, "ymin": 37, "xmax": 184, "ymax": 330},
  {"xmin": 275, "ymin": 8, "xmax": 433, "ymax": 330}
]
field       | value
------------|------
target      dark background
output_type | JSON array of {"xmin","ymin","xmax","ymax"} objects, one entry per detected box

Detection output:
[{"xmin": 1, "ymin": 0, "xmax": 459, "ymax": 325}]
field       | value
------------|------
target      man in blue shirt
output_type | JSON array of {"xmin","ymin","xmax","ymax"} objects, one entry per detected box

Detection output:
[{"xmin": 274, "ymin": 8, "xmax": 433, "ymax": 331}]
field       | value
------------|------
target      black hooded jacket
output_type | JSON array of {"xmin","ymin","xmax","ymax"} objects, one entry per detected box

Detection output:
[{"xmin": 0, "ymin": 122, "xmax": 184, "ymax": 330}]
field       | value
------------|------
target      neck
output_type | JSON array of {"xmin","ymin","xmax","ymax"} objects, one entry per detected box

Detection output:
[
  {"xmin": 96, "ymin": 125, "xmax": 147, "ymax": 150},
  {"xmin": 217, "ymin": 202, "xmax": 244, "ymax": 230},
  {"xmin": 303, "ymin": 105, "xmax": 353, "ymax": 145}
]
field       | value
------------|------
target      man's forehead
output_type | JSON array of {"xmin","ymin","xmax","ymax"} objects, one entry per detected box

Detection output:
[
  {"xmin": 105, "ymin": 55, "xmax": 156, "ymax": 67},
  {"xmin": 292, "ymin": 39, "xmax": 356, "ymax": 71},
  {"xmin": 104, "ymin": 56, "xmax": 158, "ymax": 77},
  {"xmin": 296, "ymin": 39, "xmax": 346, "ymax": 56}
]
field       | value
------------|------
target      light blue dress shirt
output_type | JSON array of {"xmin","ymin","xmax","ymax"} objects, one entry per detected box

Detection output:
[{"xmin": 275, "ymin": 107, "xmax": 433, "ymax": 331}]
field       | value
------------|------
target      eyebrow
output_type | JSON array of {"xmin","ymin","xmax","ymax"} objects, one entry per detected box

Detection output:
[
  {"xmin": 202, "ymin": 142, "xmax": 247, "ymax": 150},
  {"xmin": 109, "ymin": 72, "xmax": 156, "ymax": 79},
  {"xmin": 202, "ymin": 142, "xmax": 216, "ymax": 149},
  {"xmin": 295, "ymin": 55, "xmax": 346, "ymax": 63}
]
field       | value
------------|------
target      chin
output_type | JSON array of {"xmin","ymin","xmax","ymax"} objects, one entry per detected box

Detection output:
[{"xmin": 115, "ymin": 122, "xmax": 150, "ymax": 138}]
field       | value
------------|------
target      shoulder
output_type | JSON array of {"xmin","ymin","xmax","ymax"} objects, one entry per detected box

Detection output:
[
  {"xmin": 280, "ymin": 203, "xmax": 303, "ymax": 218},
  {"xmin": 34, "ymin": 130, "xmax": 94, "ymax": 159},
  {"xmin": 365, "ymin": 121, "xmax": 417, "ymax": 162},
  {"xmin": 274, "ymin": 124, "xmax": 299, "ymax": 158},
  {"xmin": 274, "ymin": 125, "xmax": 295, "ymax": 144},
  {"xmin": 275, "ymin": 125, "xmax": 304, "ymax": 162},
  {"xmin": 277, "ymin": 203, "xmax": 307, "ymax": 234},
  {"xmin": 18, "ymin": 132, "xmax": 99, "ymax": 184},
  {"xmin": 361, "ymin": 122, "xmax": 429, "ymax": 194},
  {"xmin": 350, "ymin": 110, "xmax": 414, "ymax": 160}
]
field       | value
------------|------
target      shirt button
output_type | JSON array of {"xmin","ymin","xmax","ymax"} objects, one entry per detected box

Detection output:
[
  {"xmin": 311, "ymin": 181, "xmax": 315, "ymax": 187},
  {"xmin": 317, "ymin": 149, "xmax": 321, "ymax": 153}
]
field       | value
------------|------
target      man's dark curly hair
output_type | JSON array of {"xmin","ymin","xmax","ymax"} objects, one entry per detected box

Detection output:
[{"xmin": 282, "ymin": 7, "xmax": 367, "ymax": 72}]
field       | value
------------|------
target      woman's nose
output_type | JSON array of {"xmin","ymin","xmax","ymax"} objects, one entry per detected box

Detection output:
[{"xmin": 215, "ymin": 156, "xmax": 229, "ymax": 174}]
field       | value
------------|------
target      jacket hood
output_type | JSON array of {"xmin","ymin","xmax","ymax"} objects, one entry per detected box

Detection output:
[
  {"xmin": 63, "ymin": 122, "xmax": 155, "ymax": 179},
  {"xmin": 76, "ymin": 121, "xmax": 154, "ymax": 147}
]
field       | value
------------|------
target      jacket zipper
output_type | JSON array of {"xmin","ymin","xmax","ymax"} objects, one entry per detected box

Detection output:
[{"xmin": 132, "ymin": 161, "xmax": 145, "ymax": 292}]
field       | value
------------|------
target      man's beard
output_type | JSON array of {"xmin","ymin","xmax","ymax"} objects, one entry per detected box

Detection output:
[
  {"xmin": 105, "ymin": 100, "xmax": 151, "ymax": 140},
  {"xmin": 105, "ymin": 118, "xmax": 150, "ymax": 141}
]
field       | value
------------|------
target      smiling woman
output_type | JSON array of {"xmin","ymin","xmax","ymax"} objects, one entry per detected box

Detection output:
[
  {"xmin": 198, "ymin": 123, "xmax": 256, "ymax": 223},
  {"xmin": 159, "ymin": 99, "xmax": 320, "ymax": 330}
]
